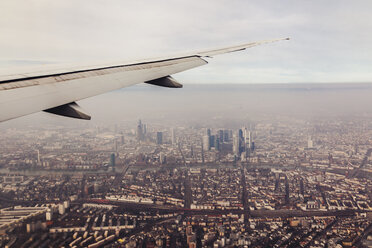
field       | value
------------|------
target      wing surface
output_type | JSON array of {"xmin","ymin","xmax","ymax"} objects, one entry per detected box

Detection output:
[{"xmin": 0, "ymin": 38, "xmax": 289, "ymax": 122}]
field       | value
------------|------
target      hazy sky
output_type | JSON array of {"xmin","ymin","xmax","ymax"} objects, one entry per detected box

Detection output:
[
  {"xmin": 2, "ymin": 83, "xmax": 372, "ymax": 129},
  {"xmin": 1, "ymin": 0, "xmax": 372, "ymax": 83}
]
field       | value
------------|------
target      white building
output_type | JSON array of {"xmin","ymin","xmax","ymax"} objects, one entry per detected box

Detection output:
[{"xmin": 58, "ymin": 204, "xmax": 65, "ymax": 215}]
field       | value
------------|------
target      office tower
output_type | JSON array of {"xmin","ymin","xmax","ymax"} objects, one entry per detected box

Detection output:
[
  {"xmin": 207, "ymin": 128, "xmax": 211, "ymax": 137},
  {"xmin": 238, "ymin": 129, "xmax": 245, "ymax": 154},
  {"xmin": 223, "ymin": 130, "xmax": 229, "ymax": 142},
  {"xmin": 233, "ymin": 132, "xmax": 240, "ymax": 156},
  {"xmin": 243, "ymin": 128, "xmax": 252, "ymax": 149},
  {"xmin": 37, "ymin": 149, "xmax": 41, "ymax": 164},
  {"xmin": 110, "ymin": 153, "xmax": 115, "ymax": 167},
  {"xmin": 143, "ymin": 124, "xmax": 147, "ymax": 134},
  {"xmin": 209, "ymin": 135, "xmax": 215, "ymax": 148},
  {"xmin": 238, "ymin": 129, "xmax": 243, "ymax": 140},
  {"xmin": 171, "ymin": 128, "xmax": 176, "ymax": 145},
  {"xmin": 202, "ymin": 135, "xmax": 210, "ymax": 151},
  {"xmin": 120, "ymin": 133, "xmax": 124, "ymax": 145},
  {"xmin": 215, "ymin": 136, "xmax": 220, "ymax": 151},
  {"xmin": 218, "ymin": 130, "xmax": 224, "ymax": 142},
  {"xmin": 156, "ymin": 132, "xmax": 163, "ymax": 145},
  {"xmin": 137, "ymin": 119, "xmax": 143, "ymax": 142}
]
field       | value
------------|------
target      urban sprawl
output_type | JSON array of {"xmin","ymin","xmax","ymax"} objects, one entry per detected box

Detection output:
[{"xmin": 0, "ymin": 116, "xmax": 371, "ymax": 247}]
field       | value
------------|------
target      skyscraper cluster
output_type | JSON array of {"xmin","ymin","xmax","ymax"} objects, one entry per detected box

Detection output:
[
  {"xmin": 233, "ymin": 127, "xmax": 254, "ymax": 159},
  {"xmin": 202, "ymin": 128, "xmax": 221, "ymax": 152},
  {"xmin": 137, "ymin": 120, "xmax": 146, "ymax": 142},
  {"xmin": 201, "ymin": 127, "xmax": 254, "ymax": 161}
]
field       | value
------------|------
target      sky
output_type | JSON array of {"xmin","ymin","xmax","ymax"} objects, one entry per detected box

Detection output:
[
  {"xmin": 2, "ymin": 83, "xmax": 372, "ymax": 128},
  {"xmin": 1, "ymin": 0, "xmax": 372, "ymax": 84}
]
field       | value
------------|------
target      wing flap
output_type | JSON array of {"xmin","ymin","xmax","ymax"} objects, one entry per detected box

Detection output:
[
  {"xmin": 145, "ymin": 76, "xmax": 183, "ymax": 88},
  {"xmin": 44, "ymin": 102, "xmax": 91, "ymax": 120}
]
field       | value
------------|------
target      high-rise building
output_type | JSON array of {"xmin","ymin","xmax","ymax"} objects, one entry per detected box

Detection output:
[
  {"xmin": 238, "ymin": 129, "xmax": 245, "ymax": 154},
  {"xmin": 120, "ymin": 133, "xmax": 124, "ymax": 145},
  {"xmin": 209, "ymin": 135, "xmax": 215, "ymax": 148},
  {"xmin": 223, "ymin": 130, "xmax": 230, "ymax": 142},
  {"xmin": 143, "ymin": 124, "xmax": 147, "ymax": 134},
  {"xmin": 171, "ymin": 128, "xmax": 176, "ymax": 145},
  {"xmin": 203, "ymin": 135, "xmax": 210, "ymax": 151},
  {"xmin": 238, "ymin": 129, "xmax": 243, "ymax": 140},
  {"xmin": 137, "ymin": 120, "xmax": 144, "ymax": 142},
  {"xmin": 156, "ymin": 132, "xmax": 163, "ymax": 145},
  {"xmin": 207, "ymin": 128, "xmax": 211, "ymax": 137},
  {"xmin": 243, "ymin": 128, "xmax": 252, "ymax": 149},
  {"xmin": 233, "ymin": 132, "xmax": 240, "ymax": 156},
  {"xmin": 110, "ymin": 153, "xmax": 115, "ymax": 167},
  {"xmin": 37, "ymin": 149, "xmax": 41, "ymax": 165},
  {"xmin": 218, "ymin": 130, "xmax": 224, "ymax": 142},
  {"xmin": 215, "ymin": 136, "xmax": 220, "ymax": 151}
]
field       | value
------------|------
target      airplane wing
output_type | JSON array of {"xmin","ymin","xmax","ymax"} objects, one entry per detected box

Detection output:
[{"xmin": 0, "ymin": 38, "xmax": 289, "ymax": 122}]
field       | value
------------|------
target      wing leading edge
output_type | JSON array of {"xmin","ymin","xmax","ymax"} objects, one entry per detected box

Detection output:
[{"xmin": 0, "ymin": 38, "xmax": 289, "ymax": 122}]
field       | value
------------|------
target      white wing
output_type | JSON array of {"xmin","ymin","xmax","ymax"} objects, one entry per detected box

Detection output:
[{"xmin": 0, "ymin": 38, "xmax": 289, "ymax": 122}]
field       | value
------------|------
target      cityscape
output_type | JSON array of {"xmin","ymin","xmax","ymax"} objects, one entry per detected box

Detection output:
[
  {"xmin": 2, "ymin": 0, "xmax": 372, "ymax": 247},
  {"xmin": 0, "ymin": 84, "xmax": 371, "ymax": 248}
]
